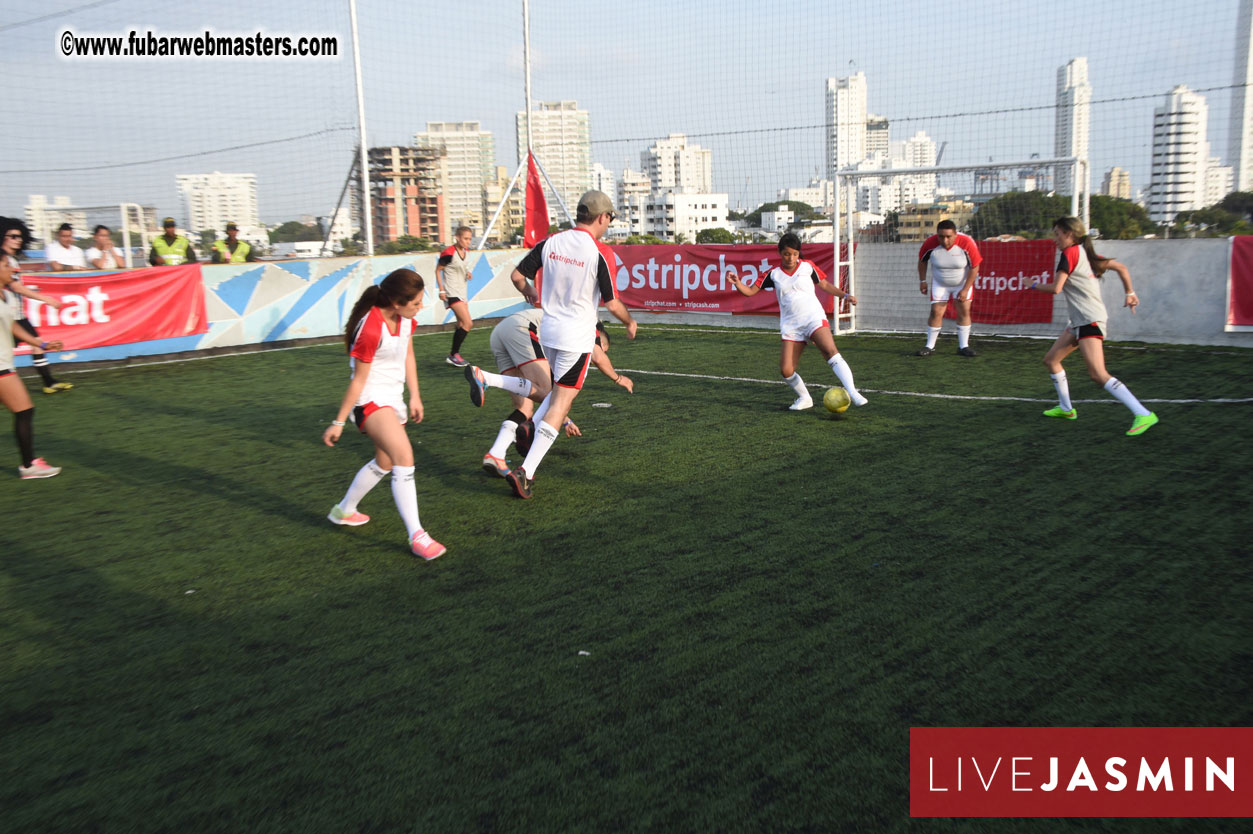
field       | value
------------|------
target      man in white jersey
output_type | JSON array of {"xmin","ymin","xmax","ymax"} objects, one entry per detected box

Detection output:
[
  {"xmin": 915, "ymin": 219, "xmax": 981, "ymax": 357},
  {"xmin": 501, "ymin": 190, "xmax": 637, "ymax": 499}
]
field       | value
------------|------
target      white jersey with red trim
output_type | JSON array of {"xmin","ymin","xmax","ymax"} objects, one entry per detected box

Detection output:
[
  {"xmin": 1057, "ymin": 244, "xmax": 1107, "ymax": 328},
  {"xmin": 758, "ymin": 260, "xmax": 828, "ymax": 336},
  {"xmin": 918, "ymin": 234, "xmax": 982, "ymax": 286},
  {"xmin": 515, "ymin": 227, "xmax": 617, "ymax": 353},
  {"xmin": 349, "ymin": 306, "xmax": 413, "ymax": 407}
]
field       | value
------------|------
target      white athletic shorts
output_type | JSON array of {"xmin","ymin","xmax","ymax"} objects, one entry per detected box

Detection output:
[
  {"xmin": 351, "ymin": 398, "xmax": 407, "ymax": 432},
  {"xmin": 930, "ymin": 282, "xmax": 973, "ymax": 304},
  {"xmin": 544, "ymin": 344, "xmax": 593, "ymax": 390},
  {"xmin": 781, "ymin": 316, "xmax": 830, "ymax": 344}
]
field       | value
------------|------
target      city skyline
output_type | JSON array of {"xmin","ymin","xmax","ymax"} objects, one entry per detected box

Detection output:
[{"xmin": 0, "ymin": 0, "xmax": 1242, "ymax": 230}]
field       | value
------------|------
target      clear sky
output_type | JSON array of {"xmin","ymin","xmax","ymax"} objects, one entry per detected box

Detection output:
[{"xmin": 0, "ymin": 0, "xmax": 1242, "ymax": 226}]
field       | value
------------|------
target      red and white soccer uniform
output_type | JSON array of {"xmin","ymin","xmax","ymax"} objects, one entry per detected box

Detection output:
[
  {"xmin": 919, "ymin": 234, "xmax": 982, "ymax": 303},
  {"xmin": 757, "ymin": 259, "xmax": 829, "ymax": 343},
  {"xmin": 515, "ymin": 227, "xmax": 618, "ymax": 389},
  {"xmin": 348, "ymin": 306, "xmax": 414, "ymax": 428},
  {"xmin": 1057, "ymin": 243, "xmax": 1108, "ymax": 338},
  {"xmin": 436, "ymin": 246, "xmax": 472, "ymax": 302}
]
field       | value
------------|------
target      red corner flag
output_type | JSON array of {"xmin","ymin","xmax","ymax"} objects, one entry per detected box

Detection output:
[{"xmin": 524, "ymin": 151, "xmax": 549, "ymax": 247}]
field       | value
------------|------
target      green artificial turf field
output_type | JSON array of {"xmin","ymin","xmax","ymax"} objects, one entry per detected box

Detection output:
[{"xmin": 3, "ymin": 325, "xmax": 1250, "ymax": 832}]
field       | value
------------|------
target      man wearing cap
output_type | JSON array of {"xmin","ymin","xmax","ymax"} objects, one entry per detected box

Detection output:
[
  {"xmin": 502, "ymin": 190, "xmax": 637, "ymax": 499},
  {"xmin": 148, "ymin": 218, "xmax": 197, "ymax": 266},
  {"xmin": 210, "ymin": 222, "xmax": 257, "ymax": 264}
]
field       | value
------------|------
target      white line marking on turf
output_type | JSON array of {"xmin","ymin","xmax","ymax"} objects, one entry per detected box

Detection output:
[{"xmin": 614, "ymin": 367, "xmax": 1253, "ymax": 405}]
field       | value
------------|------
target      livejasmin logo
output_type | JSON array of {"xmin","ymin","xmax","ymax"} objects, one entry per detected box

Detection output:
[
  {"xmin": 928, "ymin": 754, "xmax": 1235, "ymax": 793},
  {"xmin": 910, "ymin": 727, "xmax": 1253, "ymax": 818}
]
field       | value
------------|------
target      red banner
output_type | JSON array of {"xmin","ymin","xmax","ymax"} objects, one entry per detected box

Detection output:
[
  {"xmin": 610, "ymin": 244, "xmax": 846, "ymax": 315},
  {"xmin": 13, "ymin": 264, "xmax": 208, "ymax": 352},
  {"xmin": 911, "ymin": 727, "xmax": 1253, "ymax": 817},
  {"xmin": 948, "ymin": 239, "xmax": 1057, "ymax": 325},
  {"xmin": 1228, "ymin": 236, "xmax": 1253, "ymax": 327}
]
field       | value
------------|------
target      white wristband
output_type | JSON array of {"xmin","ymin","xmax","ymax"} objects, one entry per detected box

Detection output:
[{"xmin": 331, "ymin": 420, "xmax": 345, "ymax": 427}]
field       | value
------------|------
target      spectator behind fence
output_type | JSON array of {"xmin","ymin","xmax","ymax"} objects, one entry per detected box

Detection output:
[
  {"xmin": 149, "ymin": 217, "xmax": 196, "ymax": 266},
  {"xmin": 85, "ymin": 225, "xmax": 125, "ymax": 270},
  {"xmin": 210, "ymin": 222, "xmax": 257, "ymax": 264},
  {"xmin": 46, "ymin": 223, "xmax": 86, "ymax": 271}
]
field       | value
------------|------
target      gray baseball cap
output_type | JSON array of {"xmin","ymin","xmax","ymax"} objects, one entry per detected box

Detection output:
[{"xmin": 576, "ymin": 190, "xmax": 615, "ymax": 221}]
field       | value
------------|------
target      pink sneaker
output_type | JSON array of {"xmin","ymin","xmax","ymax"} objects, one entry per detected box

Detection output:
[
  {"xmin": 411, "ymin": 530, "xmax": 447, "ymax": 560},
  {"xmin": 481, "ymin": 453, "xmax": 510, "ymax": 477},
  {"xmin": 327, "ymin": 504, "xmax": 370, "ymax": 526},
  {"xmin": 18, "ymin": 458, "xmax": 61, "ymax": 479}
]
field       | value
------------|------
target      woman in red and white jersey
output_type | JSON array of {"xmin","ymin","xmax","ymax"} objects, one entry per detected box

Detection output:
[
  {"xmin": 727, "ymin": 232, "xmax": 867, "ymax": 411},
  {"xmin": 1030, "ymin": 216, "xmax": 1158, "ymax": 437},
  {"xmin": 322, "ymin": 268, "xmax": 446, "ymax": 559}
]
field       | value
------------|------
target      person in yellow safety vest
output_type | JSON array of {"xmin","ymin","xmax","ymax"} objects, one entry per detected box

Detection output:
[
  {"xmin": 148, "ymin": 217, "xmax": 197, "ymax": 266},
  {"xmin": 210, "ymin": 222, "xmax": 257, "ymax": 264}
]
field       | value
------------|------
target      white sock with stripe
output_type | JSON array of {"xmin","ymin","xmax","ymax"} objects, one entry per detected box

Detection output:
[
  {"xmin": 1050, "ymin": 372, "xmax": 1073, "ymax": 411},
  {"xmin": 480, "ymin": 370, "xmax": 532, "ymax": 397},
  {"xmin": 390, "ymin": 464, "xmax": 422, "ymax": 538},
  {"xmin": 957, "ymin": 325, "xmax": 971, "ymax": 349},
  {"xmin": 489, "ymin": 420, "xmax": 518, "ymax": 459},
  {"xmin": 1104, "ymin": 377, "xmax": 1150, "ymax": 417},
  {"xmin": 785, "ymin": 373, "xmax": 809, "ymax": 399},
  {"xmin": 925, "ymin": 326, "xmax": 940, "ymax": 349},
  {"xmin": 521, "ymin": 420, "xmax": 560, "ymax": 478},
  {"xmin": 340, "ymin": 459, "xmax": 388, "ymax": 513},
  {"xmin": 531, "ymin": 391, "xmax": 553, "ymax": 427}
]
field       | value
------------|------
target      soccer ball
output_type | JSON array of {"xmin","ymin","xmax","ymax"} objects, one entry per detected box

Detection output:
[{"xmin": 823, "ymin": 387, "xmax": 851, "ymax": 413}]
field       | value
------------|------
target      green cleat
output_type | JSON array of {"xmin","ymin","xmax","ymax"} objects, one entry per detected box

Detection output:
[
  {"xmin": 1042, "ymin": 406, "xmax": 1077, "ymax": 420},
  {"xmin": 1126, "ymin": 412, "xmax": 1159, "ymax": 436}
]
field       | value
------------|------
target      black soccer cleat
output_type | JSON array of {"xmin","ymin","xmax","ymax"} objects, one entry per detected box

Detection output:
[
  {"xmin": 957, "ymin": 346, "xmax": 978, "ymax": 357},
  {"xmin": 515, "ymin": 419, "xmax": 535, "ymax": 456},
  {"xmin": 914, "ymin": 346, "xmax": 935, "ymax": 356},
  {"xmin": 504, "ymin": 467, "xmax": 533, "ymax": 499}
]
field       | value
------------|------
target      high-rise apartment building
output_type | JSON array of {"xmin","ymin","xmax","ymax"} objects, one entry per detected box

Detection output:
[
  {"xmin": 1147, "ymin": 86, "xmax": 1209, "ymax": 223},
  {"xmin": 865, "ymin": 114, "xmax": 890, "ymax": 160},
  {"xmin": 1231, "ymin": 0, "xmax": 1253, "ymax": 192},
  {"xmin": 358, "ymin": 146, "xmax": 446, "ymax": 245},
  {"xmin": 1102, "ymin": 167, "xmax": 1132, "ymax": 200},
  {"xmin": 641, "ymin": 134, "xmax": 713, "ymax": 193},
  {"xmin": 481, "ymin": 165, "xmax": 525, "ymax": 244},
  {"xmin": 1055, "ymin": 58, "xmax": 1091, "ymax": 197},
  {"xmin": 176, "ymin": 172, "xmax": 262, "ymax": 242},
  {"xmin": 515, "ymin": 100, "xmax": 592, "ymax": 216},
  {"xmin": 825, "ymin": 72, "xmax": 868, "ymax": 178},
  {"xmin": 415, "ymin": 121, "xmax": 495, "ymax": 242},
  {"xmin": 24, "ymin": 195, "xmax": 86, "ymax": 245}
]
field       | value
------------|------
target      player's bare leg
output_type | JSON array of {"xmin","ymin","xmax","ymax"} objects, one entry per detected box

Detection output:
[
  {"xmin": 779, "ymin": 341, "xmax": 812, "ymax": 410},
  {"xmin": 812, "ymin": 326, "xmax": 867, "ymax": 407}
]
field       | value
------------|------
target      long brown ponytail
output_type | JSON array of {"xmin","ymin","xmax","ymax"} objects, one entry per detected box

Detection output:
[
  {"xmin": 1053, "ymin": 216, "xmax": 1108, "ymax": 277},
  {"xmin": 344, "ymin": 267, "xmax": 426, "ymax": 350}
]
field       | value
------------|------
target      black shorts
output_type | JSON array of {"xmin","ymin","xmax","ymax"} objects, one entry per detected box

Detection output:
[
  {"xmin": 0, "ymin": 368, "xmax": 13, "ymax": 378},
  {"xmin": 1076, "ymin": 323, "xmax": 1105, "ymax": 340},
  {"xmin": 444, "ymin": 296, "xmax": 464, "ymax": 309},
  {"xmin": 17, "ymin": 318, "xmax": 37, "ymax": 337}
]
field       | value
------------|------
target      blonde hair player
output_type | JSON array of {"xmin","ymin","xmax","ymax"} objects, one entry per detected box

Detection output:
[
  {"xmin": 727, "ymin": 232, "xmax": 867, "ymax": 411},
  {"xmin": 436, "ymin": 226, "xmax": 476, "ymax": 367},
  {"xmin": 323, "ymin": 268, "xmax": 446, "ymax": 559},
  {"xmin": 1031, "ymin": 216, "xmax": 1158, "ymax": 436}
]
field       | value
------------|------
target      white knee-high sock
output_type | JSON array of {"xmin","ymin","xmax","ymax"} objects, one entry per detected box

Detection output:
[
  {"xmin": 785, "ymin": 373, "xmax": 809, "ymax": 398},
  {"xmin": 1051, "ymin": 371, "xmax": 1073, "ymax": 411},
  {"xmin": 390, "ymin": 465, "xmax": 422, "ymax": 538},
  {"xmin": 488, "ymin": 419, "xmax": 518, "ymax": 459},
  {"xmin": 925, "ymin": 326, "xmax": 940, "ymax": 349},
  {"xmin": 521, "ymin": 420, "xmax": 559, "ymax": 478},
  {"xmin": 1104, "ymin": 377, "xmax": 1150, "ymax": 416},
  {"xmin": 531, "ymin": 391, "xmax": 553, "ymax": 427},
  {"xmin": 828, "ymin": 354, "xmax": 861, "ymax": 398},
  {"xmin": 957, "ymin": 325, "xmax": 972, "ymax": 349},
  {"xmin": 481, "ymin": 370, "xmax": 532, "ymax": 397},
  {"xmin": 340, "ymin": 459, "xmax": 388, "ymax": 513}
]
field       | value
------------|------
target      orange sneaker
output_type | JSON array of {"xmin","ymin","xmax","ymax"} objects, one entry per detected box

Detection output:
[{"xmin": 410, "ymin": 530, "xmax": 446, "ymax": 560}]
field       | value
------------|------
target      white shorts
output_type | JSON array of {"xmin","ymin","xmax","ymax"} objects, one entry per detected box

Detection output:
[
  {"xmin": 544, "ymin": 344, "xmax": 593, "ymax": 390},
  {"xmin": 931, "ymin": 282, "xmax": 972, "ymax": 304},
  {"xmin": 351, "ymin": 399, "xmax": 407, "ymax": 432},
  {"xmin": 781, "ymin": 317, "xmax": 829, "ymax": 344}
]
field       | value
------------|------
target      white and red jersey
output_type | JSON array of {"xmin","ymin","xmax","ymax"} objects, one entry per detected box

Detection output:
[
  {"xmin": 1057, "ymin": 244, "xmax": 1107, "ymax": 328},
  {"xmin": 349, "ymin": 306, "xmax": 414, "ymax": 407},
  {"xmin": 919, "ymin": 234, "xmax": 982, "ymax": 286},
  {"xmin": 514, "ymin": 227, "xmax": 617, "ymax": 353},
  {"xmin": 758, "ymin": 259, "xmax": 828, "ymax": 335},
  {"xmin": 436, "ymin": 245, "xmax": 472, "ymax": 298}
]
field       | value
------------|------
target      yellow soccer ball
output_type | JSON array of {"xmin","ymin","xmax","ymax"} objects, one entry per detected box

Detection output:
[{"xmin": 823, "ymin": 387, "xmax": 851, "ymax": 413}]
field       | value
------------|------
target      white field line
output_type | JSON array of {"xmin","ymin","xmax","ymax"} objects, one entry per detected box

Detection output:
[{"xmin": 613, "ymin": 367, "xmax": 1253, "ymax": 405}]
